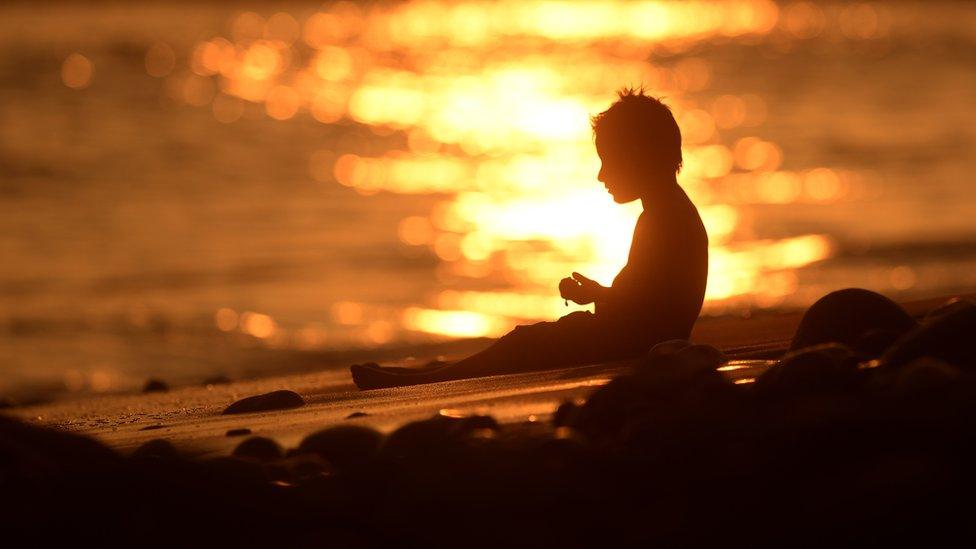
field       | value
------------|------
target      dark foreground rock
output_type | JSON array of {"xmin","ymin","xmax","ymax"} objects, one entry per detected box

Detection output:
[{"xmin": 222, "ymin": 390, "xmax": 305, "ymax": 415}]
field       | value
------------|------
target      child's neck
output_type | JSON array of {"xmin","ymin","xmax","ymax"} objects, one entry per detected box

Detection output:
[{"xmin": 640, "ymin": 174, "xmax": 682, "ymax": 210}]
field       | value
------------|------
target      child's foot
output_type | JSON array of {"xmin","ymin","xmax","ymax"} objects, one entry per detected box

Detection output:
[{"xmin": 349, "ymin": 362, "xmax": 452, "ymax": 390}]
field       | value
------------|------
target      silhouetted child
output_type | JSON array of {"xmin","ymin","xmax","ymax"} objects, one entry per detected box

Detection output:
[{"xmin": 352, "ymin": 88, "xmax": 708, "ymax": 389}]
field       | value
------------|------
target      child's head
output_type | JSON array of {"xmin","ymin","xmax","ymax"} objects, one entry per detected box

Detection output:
[{"xmin": 591, "ymin": 87, "xmax": 682, "ymax": 203}]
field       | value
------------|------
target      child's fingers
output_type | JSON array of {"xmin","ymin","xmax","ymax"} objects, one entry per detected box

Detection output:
[{"xmin": 572, "ymin": 272, "xmax": 594, "ymax": 284}]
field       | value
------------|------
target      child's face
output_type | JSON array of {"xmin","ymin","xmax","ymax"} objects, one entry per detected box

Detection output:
[{"xmin": 595, "ymin": 132, "xmax": 643, "ymax": 204}]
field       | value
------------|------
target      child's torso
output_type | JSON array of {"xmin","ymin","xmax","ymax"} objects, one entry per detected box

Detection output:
[{"xmin": 602, "ymin": 190, "xmax": 709, "ymax": 338}]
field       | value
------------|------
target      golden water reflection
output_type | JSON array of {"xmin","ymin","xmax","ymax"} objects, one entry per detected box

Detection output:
[{"xmin": 161, "ymin": 1, "xmax": 889, "ymax": 342}]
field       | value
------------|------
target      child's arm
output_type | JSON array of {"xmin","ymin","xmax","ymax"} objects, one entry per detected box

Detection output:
[{"xmin": 559, "ymin": 272, "xmax": 610, "ymax": 305}]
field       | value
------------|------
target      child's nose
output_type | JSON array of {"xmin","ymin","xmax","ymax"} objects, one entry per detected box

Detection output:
[{"xmin": 597, "ymin": 165, "xmax": 606, "ymax": 182}]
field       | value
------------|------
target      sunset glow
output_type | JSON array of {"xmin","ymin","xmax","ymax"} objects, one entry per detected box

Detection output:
[{"xmin": 157, "ymin": 0, "xmax": 895, "ymax": 341}]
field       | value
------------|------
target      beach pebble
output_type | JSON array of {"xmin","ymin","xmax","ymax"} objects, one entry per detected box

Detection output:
[
  {"xmin": 132, "ymin": 438, "xmax": 178, "ymax": 460},
  {"xmin": 280, "ymin": 454, "xmax": 333, "ymax": 481},
  {"xmin": 297, "ymin": 425, "xmax": 384, "ymax": 471},
  {"xmin": 552, "ymin": 401, "xmax": 580, "ymax": 427},
  {"xmin": 457, "ymin": 414, "xmax": 500, "ymax": 432},
  {"xmin": 790, "ymin": 288, "xmax": 916, "ymax": 352},
  {"xmin": 226, "ymin": 428, "xmax": 252, "ymax": 437},
  {"xmin": 923, "ymin": 297, "xmax": 976, "ymax": 322},
  {"xmin": 645, "ymin": 339, "xmax": 691, "ymax": 361},
  {"xmin": 143, "ymin": 379, "xmax": 169, "ymax": 393},
  {"xmin": 881, "ymin": 304, "xmax": 976, "ymax": 370},
  {"xmin": 894, "ymin": 358, "xmax": 962, "ymax": 396},
  {"xmin": 676, "ymin": 343, "xmax": 727, "ymax": 370},
  {"xmin": 222, "ymin": 390, "xmax": 305, "ymax": 415},
  {"xmin": 380, "ymin": 415, "xmax": 463, "ymax": 461},
  {"xmin": 233, "ymin": 436, "xmax": 283, "ymax": 462},
  {"xmin": 345, "ymin": 411, "xmax": 368, "ymax": 419},
  {"xmin": 853, "ymin": 329, "xmax": 903, "ymax": 359},
  {"xmin": 754, "ymin": 343, "xmax": 859, "ymax": 397},
  {"xmin": 206, "ymin": 456, "xmax": 268, "ymax": 485}
]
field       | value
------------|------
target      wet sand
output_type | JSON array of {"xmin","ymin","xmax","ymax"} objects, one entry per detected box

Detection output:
[{"xmin": 6, "ymin": 296, "xmax": 952, "ymax": 458}]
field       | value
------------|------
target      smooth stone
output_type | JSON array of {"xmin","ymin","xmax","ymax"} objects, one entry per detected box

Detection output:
[
  {"xmin": 226, "ymin": 428, "xmax": 252, "ymax": 437},
  {"xmin": 881, "ymin": 304, "xmax": 976, "ymax": 370},
  {"xmin": 456, "ymin": 414, "xmax": 500, "ymax": 432},
  {"xmin": 853, "ymin": 329, "xmax": 902, "ymax": 359},
  {"xmin": 280, "ymin": 454, "xmax": 333, "ymax": 481},
  {"xmin": 790, "ymin": 288, "xmax": 916, "ymax": 352},
  {"xmin": 645, "ymin": 339, "xmax": 692, "ymax": 361},
  {"xmin": 675, "ymin": 344, "xmax": 727, "ymax": 370},
  {"xmin": 754, "ymin": 343, "xmax": 859, "ymax": 398},
  {"xmin": 552, "ymin": 401, "xmax": 580, "ymax": 427},
  {"xmin": 345, "ymin": 411, "xmax": 368, "ymax": 419},
  {"xmin": 296, "ymin": 425, "xmax": 383, "ymax": 471},
  {"xmin": 143, "ymin": 379, "xmax": 169, "ymax": 393},
  {"xmin": 233, "ymin": 436, "xmax": 283, "ymax": 461},
  {"xmin": 222, "ymin": 390, "xmax": 305, "ymax": 415},
  {"xmin": 132, "ymin": 438, "xmax": 178, "ymax": 460},
  {"xmin": 923, "ymin": 297, "xmax": 976, "ymax": 322},
  {"xmin": 894, "ymin": 357, "xmax": 962, "ymax": 396}
]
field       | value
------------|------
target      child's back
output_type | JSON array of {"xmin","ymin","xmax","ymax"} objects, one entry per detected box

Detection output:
[{"xmin": 599, "ymin": 184, "xmax": 708, "ymax": 349}]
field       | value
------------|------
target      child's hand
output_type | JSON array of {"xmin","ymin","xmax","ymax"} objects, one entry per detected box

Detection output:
[{"xmin": 559, "ymin": 272, "xmax": 605, "ymax": 305}]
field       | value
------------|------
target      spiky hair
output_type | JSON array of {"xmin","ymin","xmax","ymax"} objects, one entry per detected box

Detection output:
[{"xmin": 591, "ymin": 86, "xmax": 683, "ymax": 174}]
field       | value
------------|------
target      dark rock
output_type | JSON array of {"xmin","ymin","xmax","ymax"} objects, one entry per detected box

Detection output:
[
  {"xmin": 675, "ymin": 343, "xmax": 727, "ymax": 370},
  {"xmin": 132, "ymin": 438, "xmax": 178, "ymax": 460},
  {"xmin": 345, "ymin": 411, "xmax": 368, "ymax": 419},
  {"xmin": 138, "ymin": 424, "xmax": 167, "ymax": 431},
  {"xmin": 226, "ymin": 428, "xmax": 252, "ymax": 437},
  {"xmin": 0, "ymin": 415, "xmax": 120, "ymax": 476},
  {"xmin": 205, "ymin": 456, "xmax": 269, "ymax": 485},
  {"xmin": 881, "ymin": 303, "xmax": 976, "ymax": 370},
  {"xmin": 571, "ymin": 353, "xmax": 736, "ymax": 441},
  {"xmin": 894, "ymin": 358, "xmax": 962, "ymax": 396},
  {"xmin": 456, "ymin": 414, "xmax": 500, "ymax": 432},
  {"xmin": 754, "ymin": 343, "xmax": 860, "ymax": 398},
  {"xmin": 280, "ymin": 454, "xmax": 333, "ymax": 481},
  {"xmin": 645, "ymin": 339, "xmax": 691, "ymax": 361},
  {"xmin": 379, "ymin": 415, "xmax": 463, "ymax": 462},
  {"xmin": 790, "ymin": 288, "xmax": 916, "ymax": 352},
  {"xmin": 296, "ymin": 425, "xmax": 384, "ymax": 471},
  {"xmin": 233, "ymin": 436, "xmax": 283, "ymax": 462},
  {"xmin": 222, "ymin": 390, "xmax": 305, "ymax": 415},
  {"xmin": 552, "ymin": 401, "xmax": 580, "ymax": 427},
  {"xmin": 143, "ymin": 379, "xmax": 169, "ymax": 393},
  {"xmin": 853, "ymin": 329, "xmax": 902, "ymax": 359},
  {"xmin": 924, "ymin": 297, "xmax": 976, "ymax": 323}
]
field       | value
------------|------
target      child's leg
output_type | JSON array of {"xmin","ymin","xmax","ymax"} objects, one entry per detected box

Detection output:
[{"xmin": 351, "ymin": 312, "xmax": 608, "ymax": 389}]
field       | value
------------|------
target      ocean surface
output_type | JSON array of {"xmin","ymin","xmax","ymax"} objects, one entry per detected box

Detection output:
[{"xmin": 2, "ymin": 0, "xmax": 976, "ymax": 401}]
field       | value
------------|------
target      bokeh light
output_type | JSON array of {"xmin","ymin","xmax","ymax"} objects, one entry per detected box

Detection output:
[{"xmin": 61, "ymin": 53, "xmax": 93, "ymax": 89}]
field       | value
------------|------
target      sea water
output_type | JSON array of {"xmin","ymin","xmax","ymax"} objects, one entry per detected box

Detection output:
[{"xmin": 2, "ymin": 1, "xmax": 975, "ymax": 400}]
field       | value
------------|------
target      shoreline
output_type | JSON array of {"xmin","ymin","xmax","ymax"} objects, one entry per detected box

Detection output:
[{"xmin": 5, "ymin": 293, "xmax": 964, "ymax": 457}]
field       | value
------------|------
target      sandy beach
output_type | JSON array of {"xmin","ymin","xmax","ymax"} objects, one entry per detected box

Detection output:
[
  {"xmin": 5, "ymin": 295, "xmax": 950, "ymax": 457},
  {"xmin": 5, "ymin": 292, "xmax": 976, "ymax": 547}
]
